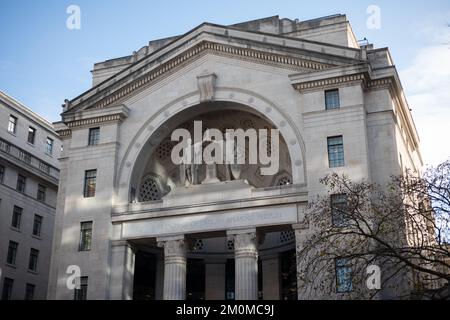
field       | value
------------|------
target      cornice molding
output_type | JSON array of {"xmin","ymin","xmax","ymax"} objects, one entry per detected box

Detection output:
[
  {"xmin": 66, "ymin": 41, "xmax": 334, "ymax": 113},
  {"xmin": 293, "ymin": 73, "xmax": 367, "ymax": 92}
]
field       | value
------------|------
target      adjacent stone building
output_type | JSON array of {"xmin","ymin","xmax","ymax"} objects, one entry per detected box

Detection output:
[
  {"xmin": 0, "ymin": 91, "xmax": 60, "ymax": 300},
  {"xmin": 47, "ymin": 15, "xmax": 423, "ymax": 300}
]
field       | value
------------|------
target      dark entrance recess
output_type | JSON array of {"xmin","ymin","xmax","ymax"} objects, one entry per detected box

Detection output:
[
  {"xmin": 280, "ymin": 249, "xmax": 298, "ymax": 300},
  {"xmin": 133, "ymin": 251, "xmax": 157, "ymax": 300},
  {"xmin": 186, "ymin": 259, "xmax": 205, "ymax": 300}
]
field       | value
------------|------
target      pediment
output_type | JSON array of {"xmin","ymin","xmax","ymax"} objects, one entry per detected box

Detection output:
[{"xmin": 63, "ymin": 23, "xmax": 364, "ymax": 116}]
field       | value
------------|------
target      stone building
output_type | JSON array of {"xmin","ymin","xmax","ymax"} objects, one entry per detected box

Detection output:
[
  {"xmin": 0, "ymin": 91, "xmax": 60, "ymax": 300},
  {"xmin": 47, "ymin": 15, "xmax": 423, "ymax": 300}
]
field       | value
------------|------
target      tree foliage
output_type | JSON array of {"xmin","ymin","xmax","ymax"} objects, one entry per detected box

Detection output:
[{"xmin": 298, "ymin": 160, "xmax": 450, "ymax": 300}]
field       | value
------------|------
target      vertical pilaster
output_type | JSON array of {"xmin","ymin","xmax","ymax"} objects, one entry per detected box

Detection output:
[
  {"xmin": 227, "ymin": 228, "xmax": 258, "ymax": 300},
  {"xmin": 109, "ymin": 240, "xmax": 136, "ymax": 300},
  {"xmin": 157, "ymin": 235, "xmax": 186, "ymax": 300}
]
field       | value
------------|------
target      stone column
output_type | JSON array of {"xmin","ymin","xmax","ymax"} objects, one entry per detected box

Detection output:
[
  {"xmin": 227, "ymin": 228, "xmax": 258, "ymax": 300},
  {"xmin": 157, "ymin": 235, "xmax": 186, "ymax": 300},
  {"xmin": 109, "ymin": 240, "xmax": 136, "ymax": 300}
]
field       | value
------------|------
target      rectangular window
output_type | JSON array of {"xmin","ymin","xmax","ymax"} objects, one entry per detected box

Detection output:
[
  {"xmin": 331, "ymin": 194, "xmax": 348, "ymax": 227},
  {"xmin": 28, "ymin": 248, "xmax": 39, "ymax": 272},
  {"xmin": 37, "ymin": 184, "xmax": 46, "ymax": 202},
  {"xmin": 335, "ymin": 258, "xmax": 353, "ymax": 293},
  {"xmin": 7, "ymin": 241, "xmax": 18, "ymax": 265},
  {"xmin": 79, "ymin": 221, "xmax": 93, "ymax": 251},
  {"xmin": 88, "ymin": 127, "xmax": 100, "ymax": 146},
  {"xmin": 74, "ymin": 276, "xmax": 88, "ymax": 300},
  {"xmin": 25, "ymin": 284, "xmax": 35, "ymax": 300},
  {"xmin": 11, "ymin": 206, "xmax": 23, "ymax": 229},
  {"xmin": 325, "ymin": 89, "xmax": 340, "ymax": 110},
  {"xmin": 46, "ymin": 137, "xmax": 54, "ymax": 155},
  {"xmin": 33, "ymin": 215, "xmax": 43, "ymax": 237},
  {"xmin": 0, "ymin": 165, "xmax": 4, "ymax": 183},
  {"xmin": 8, "ymin": 115, "xmax": 17, "ymax": 134},
  {"xmin": 16, "ymin": 174, "xmax": 26, "ymax": 193},
  {"xmin": 2, "ymin": 278, "xmax": 14, "ymax": 300},
  {"xmin": 327, "ymin": 136, "xmax": 345, "ymax": 168},
  {"xmin": 83, "ymin": 170, "xmax": 97, "ymax": 198},
  {"xmin": 28, "ymin": 127, "xmax": 36, "ymax": 144}
]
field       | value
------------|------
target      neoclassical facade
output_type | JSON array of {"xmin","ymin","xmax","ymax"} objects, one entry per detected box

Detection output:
[{"xmin": 48, "ymin": 15, "xmax": 423, "ymax": 300}]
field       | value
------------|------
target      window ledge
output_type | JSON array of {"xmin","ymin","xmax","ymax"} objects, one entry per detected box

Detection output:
[
  {"xmin": 6, "ymin": 263, "xmax": 17, "ymax": 269},
  {"xmin": 32, "ymin": 235, "xmax": 42, "ymax": 240},
  {"xmin": 10, "ymin": 226, "xmax": 21, "ymax": 233},
  {"xmin": 26, "ymin": 142, "xmax": 36, "ymax": 148},
  {"xmin": 27, "ymin": 270, "xmax": 38, "ymax": 275}
]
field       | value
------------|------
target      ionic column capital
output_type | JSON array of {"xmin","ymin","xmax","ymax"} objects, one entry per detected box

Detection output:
[{"xmin": 157, "ymin": 235, "xmax": 186, "ymax": 259}]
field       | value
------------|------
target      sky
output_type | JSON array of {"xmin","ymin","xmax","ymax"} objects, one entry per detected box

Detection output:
[{"xmin": 0, "ymin": 0, "xmax": 449, "ymax": 166}]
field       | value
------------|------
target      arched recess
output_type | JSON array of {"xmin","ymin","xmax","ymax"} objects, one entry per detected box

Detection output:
[{"xmin": 115, "ymin": 87, "xmax": 307, "ymax": 205}]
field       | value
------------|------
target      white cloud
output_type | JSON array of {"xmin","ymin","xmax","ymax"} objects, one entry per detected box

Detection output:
[{"xmin": 400, "ymin": 26, "xmax": 450, "ymax": 167}]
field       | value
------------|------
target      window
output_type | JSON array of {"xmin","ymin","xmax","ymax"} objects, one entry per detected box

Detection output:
[
  {"xmin": 327, "ymin": 136, "xmax": 345, "ymax": 168},
  {"xmin": 88, "ymin": 127, "xmax": 100, "ymax": 146},
  {"xmin": 28, "ymin": 248, "xmax": 39, "ymax": 271},
  {"xmin": 25, "ymin": 284, "xmax": 35, "ymax": 300},
  {"xmin": 335, "ymin": 258, "xmax": 353, "ymax": 293},
  {"xmin": 0, "ymin": 165, "xmax": 4, "ymax": 183},
  {"xmin": 33, "ymin": 215, "xmax": 43, "ymax": 237},
  {"xmin": 28, "ymin": 127, "xmax": 36, "ymax": 144},
  {"xmin": 16, "ymin": 174, "xmax": 26, "ymax": 193},
  {"xmin": 331, "ymin": 194, "xmax": 348, "ymax": 227},
  {"xmin": 37, "ymin": 184, "xmax": 46, "ymax": 202},
  {"xmin": 7, "ymin": 241, "xmax": 18, "ymax": 265},
  {"xmin": 79, "ymin": 221, "xmax": 93, "ymax": 251},
  {"xmin": 2, "ymin": 278, "xmax": 14, "ymax": 300},
  {"xmin": 83, "ymin": 170, "xmax": 97, "ymax": 198},
  {"xmin": 46, "ymin": 137, "xmax": 54, "ymax": 155},
  {"xmin": 325, "ymin": 89, "xmax": 340, "ymax": 110},
  {"xmin": 11, "ymin": 206, "xmax": 23, "ymax": 229},
  {"xmin": 8, "ymin": 115, "xmax": 17, "ymax": 134},
  {"xmin": 74, "ymin": 276, "xmax": 88, "ymax": 300}
]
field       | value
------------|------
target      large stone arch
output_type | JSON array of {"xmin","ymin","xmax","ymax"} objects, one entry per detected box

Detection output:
[{"xmin": 115, "ymin": 87, "xmax": 307, "ymax": 204}]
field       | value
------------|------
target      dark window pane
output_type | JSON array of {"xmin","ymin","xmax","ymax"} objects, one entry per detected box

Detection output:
[
  {"xmin": 37, "ymin": 184, "xmax": 46, "ymax": 202},
  {"xmin": 88, "ymin": 127, "xmax": 100, "ymax": 146},
  {"xmin": 327, "ymin": 136, "xmax": 345, "ymax": 168},
  {"xmin": 28, "ymin": 248, "xmax": 39, "ymax": 271},
  {"xmin": 0, "ymin": 165, "xmax": 4, "ymax": 183},
  {"xmin": 28, "ymin": 127, "xmax": 36, "ymax": 144},
  {"xmin": 84, "ymin": 170, "xmax": 97, "ymax": 198},
  {"xmin": 7, "ymin": 241, "xmax": 18, "ymax": 265},
  {"xmin": 8, "ymin": 115, "xmax": 17, "ymax": 134},
  {"xmin": 25, "ymin": 284, "xmax": 35, "ymax": 300},
  {"xmin": 16, "ymin": 174, "xmax": 26, "ymax": 193},
  {"xmin": 11, "ymin": 206, "xmax": 22, "ymax": 229},
  {"xmin": 79, "ymin": 221, "xmax": 93, "ymax": 251},
  {"xmin": 335, "ymin": 259, "xmax": 353, "ymax": 293},
  {"xmin": 46, "ymin": 138, "xmax": 53, "ymax": 155},
  {"xmin": 325, "ymin": 89, "xmax": 340, "ymax": 110},
  {"xmin": 74, "ymin": 277, "xmax": 88, "ymax": 300},
  {"xmin": 331, "ymin": 194, "xmax": 348, "ymax": 227},
  {"xmin": 2, "ymin": 278, "xmax": 14, "ymax": 300},
  {"xmin": 33, "ymin": 215, "xmax": 43, "ymax": 237}
]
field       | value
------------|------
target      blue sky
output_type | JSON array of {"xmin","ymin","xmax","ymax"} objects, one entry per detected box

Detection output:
[{"xmin": 0, "ymin": 0, "xmax": 449, "ymax": 165}]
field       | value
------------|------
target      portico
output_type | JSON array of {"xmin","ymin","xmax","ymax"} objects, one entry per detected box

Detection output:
[{"xmin": 110, "ymin": 179, "xmax": 306, "ymax": 300}]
